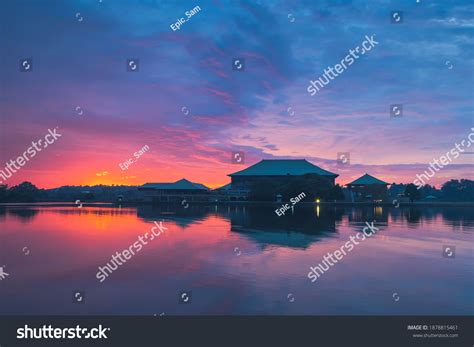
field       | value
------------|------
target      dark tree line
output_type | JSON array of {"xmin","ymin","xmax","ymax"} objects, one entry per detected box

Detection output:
[
  {"xmin": 441, "ymin": 179, "xmax": 474, "ymax": 201},
  {"xmin": 1, "ymin": 178, "xmax": 473, "ymax": 203},
  {"xmin": 391, "ymin": 180, "xmax": 474, "ymax": 202},
  {"xmin": 0, "ymin": 182, "xmax": 140, "ymax": 203}
]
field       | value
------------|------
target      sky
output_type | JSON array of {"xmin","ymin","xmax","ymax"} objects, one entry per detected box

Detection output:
[{"xmin": 0, "ymin": 0, "xmax": 473, "ymax": 189}]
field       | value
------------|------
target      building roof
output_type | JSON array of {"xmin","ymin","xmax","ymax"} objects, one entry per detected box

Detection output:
[
  {"xmin": 215, "ymin": 183, "xmax": 232, "ymax": 191},
  {"xmin": 347, "ymin": 174, "xmax": 389, "ymax": 186},
  {"xmin": 140, "ymin": 178, "xmax": 209, "ymax": 190},
  {"xmin": 228, "ymin": 159, "xmax": 338, "ymax": 177}
]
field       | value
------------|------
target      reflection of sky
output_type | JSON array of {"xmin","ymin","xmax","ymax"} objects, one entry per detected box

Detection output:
[
  {"xmin": 0, "ymin": 206, "xmax": 472, "ymax": 315},
  {"xmin": 0, "ymin": 1, "xmax": 473, "ymax": 188}
]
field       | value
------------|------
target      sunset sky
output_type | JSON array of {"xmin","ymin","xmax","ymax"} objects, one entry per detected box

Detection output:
[{"xmin": 0, "ymin": 0, "xmax": 473, "ymax": 189}]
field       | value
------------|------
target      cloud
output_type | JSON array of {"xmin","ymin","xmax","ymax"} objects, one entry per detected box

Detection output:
[{"xmin": 0, "ymin": 0, "xmax": 472, "ymax": 188}]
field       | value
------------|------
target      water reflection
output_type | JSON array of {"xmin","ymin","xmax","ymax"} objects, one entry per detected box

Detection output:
[
  {"xmin": 0, "ymin": 204, "xmax": 472, "ymax": 315},
  {"xmin": 2, "ymin": 207, "xmax": 39, "ymax": 222},
  {"xmin": 133, "ymin": 204, "xmax": 474, "ymax": 248},
  {"xmin": 135, "ymin": 204, "xmax": 474, "ymax": 234},
  {"xmin": 1, "ymin": 203, "xmax": 473, "ymax": 235}
]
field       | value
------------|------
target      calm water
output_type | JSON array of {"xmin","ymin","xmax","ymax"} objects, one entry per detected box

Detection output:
[{"xmin": 0, "ymin": 204, "xmax": 473, "ymax": 315}]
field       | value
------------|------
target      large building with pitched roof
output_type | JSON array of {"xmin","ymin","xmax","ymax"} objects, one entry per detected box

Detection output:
[{"xmin": 228, "ymin": 159, "xmax": 338, "ymax": 193}]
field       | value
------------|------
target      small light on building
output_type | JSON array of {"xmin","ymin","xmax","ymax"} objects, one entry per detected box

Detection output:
[
  {"xmin": 375, "ymin": 206, "xmax": 383, "ymax": 216},
  {"xmin": 315, "ymin": 198, "xmax": 320, "ymax": 204}
]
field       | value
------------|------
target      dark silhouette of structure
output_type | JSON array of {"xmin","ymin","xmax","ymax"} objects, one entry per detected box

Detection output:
[
  {"xmin": 346, "ymin": 173, "xmax": 389, "ymax": 202},
  {"xmin": 227, "ymin": 159, "xmax": 338, "ymax": 199},
  {"xmin": 138, "ymin": 178, "xmax": 209, "ymax": 203}
]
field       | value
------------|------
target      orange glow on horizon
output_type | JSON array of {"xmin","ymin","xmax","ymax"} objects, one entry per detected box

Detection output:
[{"xmin": 2, "ymin": 154, "xmax": 471, "ymax": 190}]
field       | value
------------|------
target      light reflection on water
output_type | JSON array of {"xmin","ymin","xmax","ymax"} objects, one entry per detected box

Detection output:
[{"xmin": 0, "ymin": 204, "xmax": 472, "ymax": 315}]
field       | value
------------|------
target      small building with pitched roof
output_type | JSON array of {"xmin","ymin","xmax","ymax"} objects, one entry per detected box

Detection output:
[
  {"xmin": 346, "ymin": 173, "xmax": 389, "ymax": 202},
  {"xmin": 138, "ymin": 178, "xmax": 209, "ymax": 203}
]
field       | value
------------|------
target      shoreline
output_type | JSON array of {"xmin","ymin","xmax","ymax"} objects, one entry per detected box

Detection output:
[{"xmin": 1, "ymin": 201, "xmax": 473, "ymax": 207}]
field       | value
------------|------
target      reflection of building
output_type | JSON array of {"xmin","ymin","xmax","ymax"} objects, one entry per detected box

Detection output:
[
  {"xmin": 229, "ymin": 204, "xmax": 340, "ymax": 249},
  {"xmin": 138, "ymin": 178, "xmax": 209, "ymax": 203},
  {"xmin": 136, "ymin": 205, "xmax": 208, "ymax": 227},
  {"xmin": 228, "ymin": 159, "xmax": 338, "ymax": 199},
  {"xmin": 346, "ymin": 174, "xmax": 389, "ymax": 202}
]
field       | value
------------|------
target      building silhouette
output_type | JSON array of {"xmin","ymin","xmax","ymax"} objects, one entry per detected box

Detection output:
[
  {"xmin": 138, "ymin": 178, "xmax": 209, "ymax": 203},
  {"xmin": 346, "ymin": 173, "xmax": 389, "ymax": 202},
  {"xmin": 228, "ymin": 159, "xmax": 338, "ymax": 198}
]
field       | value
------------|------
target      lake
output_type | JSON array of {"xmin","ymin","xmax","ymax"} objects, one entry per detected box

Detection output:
[{"xmin": 0, "ymin": 204, "xmax": 472, "ymax": 315}]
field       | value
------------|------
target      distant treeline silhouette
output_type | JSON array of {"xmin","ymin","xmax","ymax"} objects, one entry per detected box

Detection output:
[
  {"xmin": 0, "ymin": 179, "xmax": 473, "ymax": 203},
  {"xmin": 0, "ymin": 182, "xmax": 140, "ymax": 203}
]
